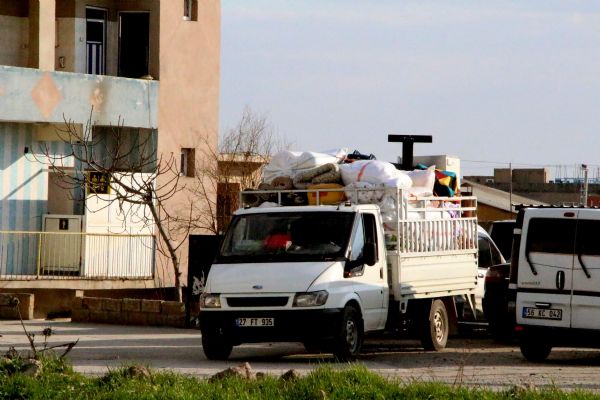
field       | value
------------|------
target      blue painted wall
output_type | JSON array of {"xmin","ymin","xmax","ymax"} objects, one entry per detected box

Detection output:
[{"xmin": 0, "ymin": 122, "xmax": 71, "ymax": 232}]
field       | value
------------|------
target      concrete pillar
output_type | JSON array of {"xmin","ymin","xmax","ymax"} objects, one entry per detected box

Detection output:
[{"xmin": 28, "ymin": 0, "xmax": 56, "ymax": 71}]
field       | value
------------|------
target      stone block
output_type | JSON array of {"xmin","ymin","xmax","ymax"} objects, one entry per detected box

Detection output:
[
  {"xmin": 141, "ymin": 299, "xmax": 162, "ymax": 313},
  {"xmin": 71, "ymin": 307, "xmax": 90, "ymax": 323},
  {"xmin": 90, "ymin": 310, "xmax": 122, "ymax": 324},
  {"xmin": 101, "ymin": 298, "xmax": 122, "ymax": 312},
  {"xmin": 122, "ymin": 298, "xmax": 141, "ymax": 312},
  {"xmin": 165, "ymin": 314, "xmax": 186, "ymax": 328},
  {"xmin": 123, "ymin": 311, "xmax": 148, "ymax": 326},
  {"xmin": 71, "ymin": 296, "xmax": 84, "ymax": 310},
  {"xmin": 0, "ymin": 293, "xmax": 34, "ymax": 320},
  {"xmin": 145, "ymin": 312, "xmax": 167, "ymax": 326},
  {"xmin": 161, "ymin": 301, "xmax": 185, "ymax": 315},
  {"xmin": 82, "ymin": 297, "xmax": 103, "ymax": 311}
]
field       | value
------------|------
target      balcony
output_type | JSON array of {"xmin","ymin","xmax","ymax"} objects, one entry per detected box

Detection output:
[{"xmin": 0, "ymin": 65, "xmax": 158, "ymax": 129}]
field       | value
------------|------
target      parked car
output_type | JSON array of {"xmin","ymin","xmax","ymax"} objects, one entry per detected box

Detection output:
[
  {"xmin": 482, "ymin": 220, "xmax": 516, "ymax": 341},
  {"xmin": 457, "ymin": 226, "xmax": 505, "ymax": 322},
  {"xmin": 488, "ymin": 220, "xmax": 516, "ymax": 261}
]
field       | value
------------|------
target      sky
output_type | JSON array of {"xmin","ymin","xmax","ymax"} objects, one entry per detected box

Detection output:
[{"xmin": 219, "ymin": 1, "xmax": 600, "ymax": 179}]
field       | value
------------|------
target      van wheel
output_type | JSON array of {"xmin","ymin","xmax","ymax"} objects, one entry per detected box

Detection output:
[
  {"xmin": 202, "ymin": 330, "xmax": 233, "ymax": 360},
  {"xmin": 421, "ymin": 299, "xmax": 449, "ymax": 351},
  {"xmin": 333, "ymin": 305, "xmax": 363, "ymax": 361},
  {"xmin": 520, "ymin": 330, "xmax": 551, "ymax": 362}
]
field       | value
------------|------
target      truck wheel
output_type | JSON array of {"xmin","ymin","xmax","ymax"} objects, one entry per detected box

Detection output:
[
  {"xmin": 520, "ymin": 330, "xmax": 551, "ymax": 362},
  {"xmin": 421, "ymin": 299, "xmax": 449, "ymax": 351},
  {"xmin": 202, "ymin": 331, "xmax": 233, "ymax": 360},
  {"xmin": 333, "ymin": 306, "xmax": 363, "ymax": 361}
]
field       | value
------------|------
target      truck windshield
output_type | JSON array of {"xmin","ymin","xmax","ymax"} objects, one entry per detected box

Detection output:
[{"xmin": 216, "ymin": 211, "xmax": 354, "ymax": 263}]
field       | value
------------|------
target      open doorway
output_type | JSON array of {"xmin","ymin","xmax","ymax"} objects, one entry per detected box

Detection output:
[
  {"xmin": 118, "ymin": 12, "xmax": 150, "ymax": 78},
  {"xmin": 86, "ymin": 7, "xmax": 107, "ymax": 75}
]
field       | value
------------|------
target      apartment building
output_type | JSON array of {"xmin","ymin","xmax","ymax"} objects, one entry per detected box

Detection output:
[{"xmin": 0, "ymin": 0, "xmax": 220, "ymax": 316}]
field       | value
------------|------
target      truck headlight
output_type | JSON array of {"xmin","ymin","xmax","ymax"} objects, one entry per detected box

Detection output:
[
  {"xmin": 293, "ymin": 291, "xmax": 329, "ymax": 307},
  {"xmin": 200, "ymin": 293, "xmax": 221, "ymax": 308}
]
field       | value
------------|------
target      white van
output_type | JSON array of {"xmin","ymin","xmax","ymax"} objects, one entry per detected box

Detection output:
[{"xmin": 509, "ymin": 206, "xmax": 600, "ymax": 361}]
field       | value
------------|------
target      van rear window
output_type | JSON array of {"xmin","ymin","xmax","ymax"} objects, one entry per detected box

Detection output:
[
  {"xmin": 576, "ymin": 219, "xmax": 600, "ymax": 256},
  {"xmin": 526, "ymin": 218, "xmax": 576, "ymax": 254}
]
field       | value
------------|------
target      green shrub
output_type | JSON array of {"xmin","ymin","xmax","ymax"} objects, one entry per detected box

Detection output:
[{"xmin": 0, "ymin": 358, "xmax": 597, "ymax": 400}]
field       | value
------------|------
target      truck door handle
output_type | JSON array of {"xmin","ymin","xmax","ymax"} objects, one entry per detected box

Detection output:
[
  {"xmin": 556, "ymin": 270, "xmax": 565, "ymax": 290},
  {"xmin": 535, "ymin": 302, "xmax": 551, "ymax": 309}
]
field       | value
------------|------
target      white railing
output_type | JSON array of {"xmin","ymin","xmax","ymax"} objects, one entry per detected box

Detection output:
[{"xmin": 0, "ymin": 231, "xmax": 155, "ymax": 280}]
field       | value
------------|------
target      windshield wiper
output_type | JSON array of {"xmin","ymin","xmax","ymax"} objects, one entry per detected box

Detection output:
[
  {"xmin": 525, "ymin": 251, "xmax": 538, "ymax": 276},
  {"xmin": 577, "ymin": 252, "xmax": 592, "ymax": 279}
]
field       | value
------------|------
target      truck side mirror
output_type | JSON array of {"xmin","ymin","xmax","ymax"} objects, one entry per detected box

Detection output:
[{"xmin": 363, "ymin": 242, "xmax": 377, "ymax": 266}]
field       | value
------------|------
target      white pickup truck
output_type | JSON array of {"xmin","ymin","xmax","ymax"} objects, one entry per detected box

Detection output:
[{"xmin": 199, "ymin": 187, "xmax": 479, "ymax": 360}]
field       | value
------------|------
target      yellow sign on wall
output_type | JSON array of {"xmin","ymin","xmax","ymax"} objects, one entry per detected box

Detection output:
[{"xmin": 87, "ymin": 172, "xmax": 111, "ymax": 195}]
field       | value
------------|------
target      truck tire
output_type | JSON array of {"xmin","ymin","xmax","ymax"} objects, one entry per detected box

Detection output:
[
  {"xmin": 421, "ymin": 299, "xmax": 449, "ymax": 351},
  {"xmin": 202, "ymin": 331, "xmax": 233, "ymax": 360},
  {"xmin": 519, "ymin": 329, "xmax": 551, "ymax": 362},
  {"xmin": 333, "ymin": 305, "xmax": 363, "ymax": 361}
]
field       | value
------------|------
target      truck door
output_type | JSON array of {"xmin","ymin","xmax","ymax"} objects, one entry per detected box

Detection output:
[
  {"xmin": 516, "ymin": 210, "xmax": 576, "ymax": 329},
  {"xmin": 348, "ymin": 212, "xmax": 387, "ymax": 331},
  {"xmin": 571, "ymin": 211, "xmax": 600, "ymax": 330}
]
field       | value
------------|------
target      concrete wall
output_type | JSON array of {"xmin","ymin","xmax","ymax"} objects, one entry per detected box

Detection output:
[
  {"xmin": 0, "ymin": 15, "xmax": 29, "ymax": 67},
  {"xmin": 154, "ymin": 0, "xmax": 221, "ymax": 287}
]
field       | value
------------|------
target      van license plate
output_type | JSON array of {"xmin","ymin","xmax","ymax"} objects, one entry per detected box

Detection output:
[
  {"xmin": 235, "ymin": 317, "xmax": 274, "ymax": 327},
  {"xmin": 522, "ymin": 307, "xmax": 562, "ymax": 320}
]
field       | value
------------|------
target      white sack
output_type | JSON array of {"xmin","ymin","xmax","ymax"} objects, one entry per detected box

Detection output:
[
  {"xmin": 263, "ymin": 150, "xmax": 343, "ymax": 183},
  {"xmin": 340, "ymin": 160, "xmax": 412, "ymax": 187},
  {"xmin": 407, "ymin": 166, "xmax": 436, "ymax": 192}
]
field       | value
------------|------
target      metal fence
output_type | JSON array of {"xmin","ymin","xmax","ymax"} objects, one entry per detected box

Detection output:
[{"xmin": 0, "ymin": 231, "xmax": 155, "ymax": 279}]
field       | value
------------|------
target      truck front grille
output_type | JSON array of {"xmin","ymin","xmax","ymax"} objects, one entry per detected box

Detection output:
[{"xmin": 226, "ymin": 297, "xmax": 289, "ymax": 307}]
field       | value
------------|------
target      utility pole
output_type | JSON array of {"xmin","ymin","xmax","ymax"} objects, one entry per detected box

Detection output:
[
  {"xmin": 509, "ymin": 162, "xmax": 513, "ymax": 214},
  {"xmin": 581, "ymin": 164, "xmax": 589, "ymax": 206}
]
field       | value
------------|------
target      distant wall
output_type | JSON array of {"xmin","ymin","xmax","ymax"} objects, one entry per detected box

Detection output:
[{"xmin": 494, "ymin": 168, "xmax": 549, "ymax": 184}]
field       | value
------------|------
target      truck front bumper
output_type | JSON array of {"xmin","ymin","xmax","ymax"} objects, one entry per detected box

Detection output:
[{"xmin": 199, "ymin": 308, "xmax": 344, "ymax": 344}]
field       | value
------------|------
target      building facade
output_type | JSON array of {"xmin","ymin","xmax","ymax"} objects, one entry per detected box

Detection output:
[{"xmin": 0, "ymin": 0, "xmax": 220, "ymax": 315}]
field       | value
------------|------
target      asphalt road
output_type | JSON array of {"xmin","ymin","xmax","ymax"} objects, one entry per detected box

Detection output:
[{"xmin": 3, "ymin": 320, "xmax": 600, "ymax": 391}]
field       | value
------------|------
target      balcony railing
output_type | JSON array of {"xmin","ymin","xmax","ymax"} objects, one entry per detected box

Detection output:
[{"xmin": 0, "ymin": 231, "xmax": 155, "ymax": 280}]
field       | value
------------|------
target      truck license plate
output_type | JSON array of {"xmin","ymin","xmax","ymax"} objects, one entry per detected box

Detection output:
[
  {"xmin": 522, "ymin": 307, "xmax": 562, "ymax": 320},
  {"xmin": 235, "ymin": 317, "xmax": 274, "ymax": 327}
]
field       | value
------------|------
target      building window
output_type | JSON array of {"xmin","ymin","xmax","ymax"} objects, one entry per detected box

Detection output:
[
  {"xmin": 180, "ymin": 148, "xmax": 196, "ymax": 177},
  {"xmin": 183, "ymin": 0, "xmax": 198, "ymax": 21},
  {"xmin": 86, "ymin": 7, "xmax": 107, "ymax": 75}
]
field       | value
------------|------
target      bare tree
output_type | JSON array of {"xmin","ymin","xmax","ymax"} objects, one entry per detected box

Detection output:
[
  {"xmin": 189, "ymin": 107, "xmax": 287, "ymax": 234},
  {"xmin": 35, "ymin": 113, "xmax": 191, "ymax": 301}
]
